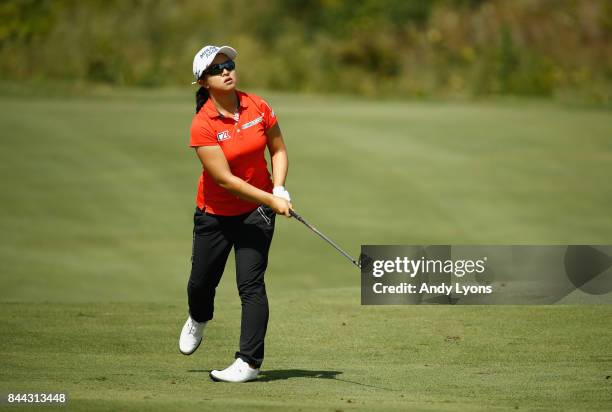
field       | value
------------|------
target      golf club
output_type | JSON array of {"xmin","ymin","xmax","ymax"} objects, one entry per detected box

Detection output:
[{"xmin": 289, "ymin": 209, "xmax": 364, "ymax": 269}]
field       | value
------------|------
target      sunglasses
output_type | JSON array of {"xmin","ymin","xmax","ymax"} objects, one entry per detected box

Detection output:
[{"xmin": 203, "ymin": 60, "xmax": 236, "ymax": 77}]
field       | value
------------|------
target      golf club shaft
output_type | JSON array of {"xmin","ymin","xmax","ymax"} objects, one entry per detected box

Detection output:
[{"xmin": 289, "ymin": 209, "xmax": 361, "ymax": 269}]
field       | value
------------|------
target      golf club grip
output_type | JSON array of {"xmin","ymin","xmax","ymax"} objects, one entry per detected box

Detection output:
[
  {"xmin": 290, "ymin": 209, "xmax": 313, "ymax": 228},
  {"xmin": 289, "ymin": 209, "xmax": 303, "ymax": 221}
]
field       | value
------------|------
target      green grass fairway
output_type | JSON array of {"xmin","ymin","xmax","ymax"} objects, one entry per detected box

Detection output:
[
  {"xmin": 1, "ymin": 89, "xmax": 611, "ymax": 411},
  {"xmin": 1, "ymin": 296, "xmax": 611, "ymax": 411}
]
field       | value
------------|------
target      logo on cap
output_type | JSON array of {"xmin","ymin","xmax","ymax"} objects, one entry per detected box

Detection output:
[{"xmin": 200, "ymin": 46, "xmax": 219, "ymax": 59}]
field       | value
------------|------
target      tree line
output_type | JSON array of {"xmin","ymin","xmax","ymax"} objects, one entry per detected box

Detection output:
[{"xmin": 1, "ymin": 0, "xmax": 610, "ymax": 103}]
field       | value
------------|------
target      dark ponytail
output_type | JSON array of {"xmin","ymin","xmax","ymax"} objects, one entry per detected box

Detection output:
[{"xmin": 195, "ymin": 87, "xmax": 209, "ymax": 113}]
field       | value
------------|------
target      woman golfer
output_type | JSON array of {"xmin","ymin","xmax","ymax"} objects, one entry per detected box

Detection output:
[{"xmin": 179, "ymin": 45, "xmax": 292, "ymax": 383}]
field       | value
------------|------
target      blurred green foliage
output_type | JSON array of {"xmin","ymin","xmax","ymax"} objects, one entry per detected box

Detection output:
[{"xmin": 0, "ymin": 0, "xmax": 610, "ymax": 103}]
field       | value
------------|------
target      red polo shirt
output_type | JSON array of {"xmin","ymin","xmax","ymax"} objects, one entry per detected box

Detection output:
[{"xmin": 189, "ymin": 90, "xmax": 277, "ymax": 216}]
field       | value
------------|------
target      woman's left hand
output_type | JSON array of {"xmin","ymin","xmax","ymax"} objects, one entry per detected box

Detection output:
[{"xmin": 273, "ymin": 186, "xmax": 291, "ymax": 202}]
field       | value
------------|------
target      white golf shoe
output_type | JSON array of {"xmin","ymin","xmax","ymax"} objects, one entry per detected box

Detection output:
[
  {"xmin": 209, "ymin": 358, "xmax": 260, "ymax": 383},
  {"xmin": 179, "ymin": 316, "xmax": 206, "ymax": 355}
]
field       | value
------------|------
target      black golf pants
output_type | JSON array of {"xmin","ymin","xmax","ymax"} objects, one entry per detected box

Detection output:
[{"xmin": 187, "ymin": 205, "xmax": 275, "ymax": 368}]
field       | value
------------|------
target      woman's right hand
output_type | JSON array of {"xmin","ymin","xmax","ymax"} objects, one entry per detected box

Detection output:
[{"xmin": 269, "ymin": 196, "xmax": 293, "ymax": 217}]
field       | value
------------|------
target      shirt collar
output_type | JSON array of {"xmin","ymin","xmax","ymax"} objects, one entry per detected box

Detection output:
[{"xmin": 203, "ymin": 90, "xmax": 249, "ymax": 119}]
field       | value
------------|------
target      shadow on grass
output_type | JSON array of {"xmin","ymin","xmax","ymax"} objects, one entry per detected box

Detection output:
[
  {"xmin": 188, "ymin": 368, "xmax": 397, "ymax": 391},
  {"xmin": 187, "ymin": 368, "xmax": 338, "ymax": 381},
  {"xmin": 257, "ymin": 369, "xmax": 341, "ymax": 382}
]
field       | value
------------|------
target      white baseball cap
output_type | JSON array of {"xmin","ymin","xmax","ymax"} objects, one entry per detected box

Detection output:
[{"xmin": 192, "ymin": 45, "xmax": 237, "ymax": 84}]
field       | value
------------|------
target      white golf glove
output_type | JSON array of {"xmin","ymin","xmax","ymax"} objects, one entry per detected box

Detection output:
[{"xmin": 273, "ymin": 186, "xmax": 291, "ymax": 202}]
